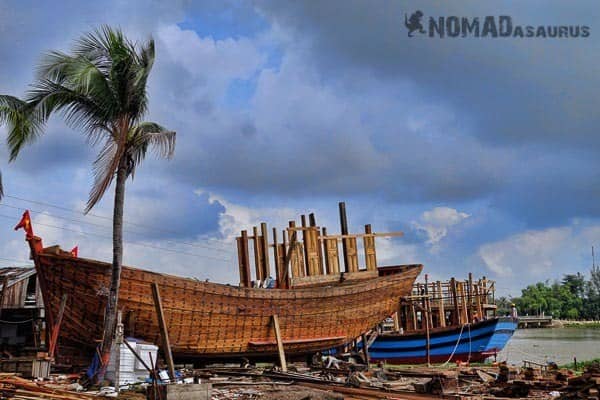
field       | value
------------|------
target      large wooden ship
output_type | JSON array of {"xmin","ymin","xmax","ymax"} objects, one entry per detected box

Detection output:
[{"xmin": 19, "ymin": 203, "xmax": 422, "ymax": 363}]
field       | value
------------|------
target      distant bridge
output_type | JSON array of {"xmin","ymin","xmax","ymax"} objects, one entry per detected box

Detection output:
[{"xmin": 518, "ymin": 315, "xmax": 553, "ymax": 328}]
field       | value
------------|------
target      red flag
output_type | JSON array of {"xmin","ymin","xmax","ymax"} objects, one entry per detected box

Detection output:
[
  {"xmin": 14, "ymin": 210, "xmax": 34, "ymax": 239},
  {"xmin": 70, "ymin": 246, "xmax": 78, "ymax": 257}
]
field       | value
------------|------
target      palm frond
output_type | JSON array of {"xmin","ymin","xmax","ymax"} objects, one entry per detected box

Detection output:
[
  {"xmin": 86, "ymin": 138, "xmax": 125, "ymax": 213},
  {"xmin": 127, "ymin": 122, "xmax": 176, "ymax": 177},
  {"xmin": 0, "ymin": 95, "xmax": 42, "ymax": 161}
]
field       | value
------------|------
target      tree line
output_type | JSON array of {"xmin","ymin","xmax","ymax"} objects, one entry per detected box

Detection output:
[{"xmin": 496, "ymin": 264, "xmax": 600, "ymax": 320}]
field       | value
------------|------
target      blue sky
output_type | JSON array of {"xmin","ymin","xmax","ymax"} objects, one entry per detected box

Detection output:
[{"xmin": 0, "ymin": 0, "xmax": 598, "ymax": 296}]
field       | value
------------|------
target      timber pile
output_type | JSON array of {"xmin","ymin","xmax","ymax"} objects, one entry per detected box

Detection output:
[
  {"xmin": 0, "ymin": 374, "xmax": 95, "ymax": 400},
  {"xmin": 559, "ymin": 363, "xmax": 600, "ymax": 399}
]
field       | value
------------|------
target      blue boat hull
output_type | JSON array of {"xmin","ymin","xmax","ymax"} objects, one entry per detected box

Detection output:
[{"xmin": 369, "ymin": 317, "xmax": 517, "ymax": 364}]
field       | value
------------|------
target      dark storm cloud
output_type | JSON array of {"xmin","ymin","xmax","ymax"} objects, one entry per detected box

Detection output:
[{"xmin": 256, "ymin": 0, "xmax": 599, "ymax": 147}]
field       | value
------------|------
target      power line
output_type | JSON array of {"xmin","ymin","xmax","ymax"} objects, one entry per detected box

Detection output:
[
  {"xmin": 4, "ymin": 194, "xmax": 233, "ymax": 250},
  {"xmin": 0, "ymin": 256, "xmax": 33, "ymax": 265},
  {"xmin": 0, "ymin": 202, "xmax": 234, "ymax": 255},
  {"xmin": 0, "ymin": 214, "xmax": 232, "ymax": 263}
]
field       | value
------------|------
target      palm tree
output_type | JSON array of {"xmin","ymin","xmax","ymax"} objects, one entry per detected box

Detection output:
[{"xmin": 0, "ymin": 26, "xmax": 176, "ymax": 380}]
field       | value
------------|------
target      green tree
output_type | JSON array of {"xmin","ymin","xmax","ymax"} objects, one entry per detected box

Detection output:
[{"xmin": 0, "ymin": 26, "xmax": 176, "ymax": 380}]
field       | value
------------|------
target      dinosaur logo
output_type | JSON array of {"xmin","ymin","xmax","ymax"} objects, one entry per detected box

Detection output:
[{"xmin": 405, "ymin": 11, "xmax": 426, "ymax": 37}]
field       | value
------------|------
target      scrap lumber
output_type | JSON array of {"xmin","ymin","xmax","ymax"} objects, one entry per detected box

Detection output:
[
  {"xmin": 272, "ymin": 314, "xmax": 287, "ymax": 372},
  {"xmin": 151, "ymin": 282, "xmax": 175, "ymax": 380}
]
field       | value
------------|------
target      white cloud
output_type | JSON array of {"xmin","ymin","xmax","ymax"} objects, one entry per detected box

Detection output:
[
  {"xmin": 156, "ymin": 24, "xmax": 265, "ymax": 99},
  {"xmin": 412, "ymin": 206, "xmax": 470, "ymax": 246},
  {"xmin": 478, "ymin": 226, "xmax": 583, "ymax": 279}
]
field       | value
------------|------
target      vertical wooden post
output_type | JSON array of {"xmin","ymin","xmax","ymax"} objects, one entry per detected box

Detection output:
[
  {"xmin": 253, "ymin": 226, "xmax": 263, "ymax": 284},
  {"xmin": 459, "ymin": 282, "xmax": 468, "ymax": 324},
  {"xmin": 300, "ymin": 215, "xmax": 310, "ymax": 276},
  {"xmin": 392, "ymin": 311, "xmax": 400, "ymax": 332},
  {"xmin": 322, "ymin": 227, "xmax": 340, "ymax": 274},
  {"xmin": 0, "ymin": 276, "xmax": 9, "ymax": 319},
  {"xmin": 280, "ymin": 229, "xmax": 289, "ymax": 288},
  {"xmin": 151, "ymin": 283, "xmax": 176, "ymax": 381},
  {"xmin": 450, "ymin": 278, "xmax": 459, "ymax": 325},
  {"xmin": 272, "ymin": 315, "xmax": 287, "ymax": 372},
  {"xmin": 364, "ymin": 224, "xmax": 377, "ymax": 271},
  {"xmin": 261, "ymin": 223, "xmax": 271, "ymax": 281},
  {"xmin": 237, "ymin": 231, "xmax": 251, "ymax": 287},
  {"xmin": 477, "ymin": 280, "xmax": 484, "ymax": 318},
  {"xmin": 309, "ymin": 213, "xmax": 324, "ymax": 274},
  {"xmin": 361, "ymin": 333, "xmax": 370, "ymax": 366},
  {"xmin": 288, "ymin": 221, "xmax": 304, "ymax": 278},
  {"xmin": 339, "ymin": 202, "xmax": 350, "ymax": 272},
  {"xmin": 437, "ymin": 281, "xmax": 446, "ymax": 328},
  {"xmin": 48, "ymin": 293, "xmax": 68, "ymax": 359},
  {"xmin": 425, "ymin": 296, "xmax": 431, "ymax": 366},
  {"xmin": 467, "ymin": 273, "xmax": 473, "ymax": 322},
  {"xmin": 272, "ymin": 228, "xmax": 281, "ymax": 287}
]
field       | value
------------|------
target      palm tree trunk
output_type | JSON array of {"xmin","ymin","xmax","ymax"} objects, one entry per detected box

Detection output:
[{"xmin": 96, "ymin": 156, "xmax": 128, "ymax": 383}]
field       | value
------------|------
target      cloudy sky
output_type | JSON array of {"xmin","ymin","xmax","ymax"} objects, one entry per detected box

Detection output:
[{"xmin": 0, "ymin": 0, "xmax": 598, "ymax": 296}]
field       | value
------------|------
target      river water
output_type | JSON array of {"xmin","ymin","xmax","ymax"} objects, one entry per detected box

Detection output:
[{"xmin": 497, "ymin": 327, "xmax": 600, "ymax": 365}]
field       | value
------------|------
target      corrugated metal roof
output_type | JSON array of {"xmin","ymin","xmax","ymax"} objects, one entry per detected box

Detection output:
[{"xmin": 0, "ymin": 267, "xmax": 36, "ymax": 290}]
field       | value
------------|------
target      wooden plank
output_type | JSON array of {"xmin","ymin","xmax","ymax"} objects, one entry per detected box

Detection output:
[
  {"xmin": 322, "ymin": 227, "xmax": 340, "ymax": 274},
  {"xmin": 260, "ymin": 223, "xmax": 270, "ymax": 280},
  {"xmin": 0, "ymin": 276, "xmax": 8, "ymax": 316},
  {"xmin": 346, "ymin": 237, "xmax": 359, "ymax": 272},
  {"xmin": 363, "ymin": 224, "xmax": 377, "ymax": 271},
  {"xmin": 272, "ymin": 315, "xmax": 287, "ymax": 372},
  {"xmin": 236, "ymin": 233, "xmax": 251, "ymax": 287},
  {"xmin": 287, "ymin": 221, "xmax": 304, "ymax": 278},
  {"xmin": 277, "ymin": 243, "xmax": 287, "ymax": 288},
  {"xmin": 48, "ymin": 293, "xmax": 67, "ymax": 359},
  {"xmin": 272, "ymin": 228, "xmax": 281, "ymax": 287},
  {"xmin": 425, "ymin": 296, "xmax": 431, "ymax": 366},
  {"xmin": 318, "ymin": 231, "xmax": 404, "ymax": 240},
  {"xmin": 305, "ymin": 223, "xmax": 321, "ymax": 276},
  {"xmin": 252, "ymin": 226, "xmax": 263, "ymax": 283},
  {"xmin": 309, "ymin": 213, "xmax": 324, "ymax": 275},
  {"xmin": 437, "ymin": 281, "xmax": 446, "ymax": 328},
  {"xmin": 450, "ymin": 278, "xmax": 459, "ymax": 325},
  {"xmin": 151, "ymin": 283, "xmax": 175, "ymax": 380}
]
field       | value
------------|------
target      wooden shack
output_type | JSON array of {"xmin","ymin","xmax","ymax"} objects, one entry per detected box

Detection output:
[{"xmin": 0, "ymin": 267, "xmax": 45, "ymax": 353}]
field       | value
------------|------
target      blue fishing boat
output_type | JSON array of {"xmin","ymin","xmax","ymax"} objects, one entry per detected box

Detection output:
[{"xmin": 369, "ymin": 317, "xmax": 518, "ymax": 364}]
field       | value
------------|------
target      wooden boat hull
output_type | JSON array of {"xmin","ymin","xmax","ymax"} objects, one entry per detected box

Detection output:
[
  {"xmin": 369, "ymin": 317, "xmax": 517, "ymax": 364},
  {"xmin": 32, "ymin": 244, "xmax": 422, "ymax": 363}
]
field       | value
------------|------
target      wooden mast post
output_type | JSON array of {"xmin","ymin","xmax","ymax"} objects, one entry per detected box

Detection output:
[
  {"xmin": 237, "ymin": 230, "xmax": 251, "ymax": 287},
  {"xmin": 272, "ymin": 228, "xmax": 281, "ymax": 287},
  {"xmin": 339, "ymin": 202, "xmax": 349, "ymax": 272},
  {"xmin": 260, "ymin": 223, "xmax": 271, "ymax": 281},
  {"xmin": 272, "ymin": 314, "xmax": 287, "ymax": 372},
  {"xmin": 253, "ymin": 226, "xmax": 263, "ymax": 284},
  {"xmin": 151, "ymin": 283, "xmax": 176, "ymax": 381}
]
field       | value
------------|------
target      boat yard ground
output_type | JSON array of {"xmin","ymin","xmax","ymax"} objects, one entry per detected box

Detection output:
[{"xmin": 2, "ymin": 359, "xmax": 600, "ymax": 399}]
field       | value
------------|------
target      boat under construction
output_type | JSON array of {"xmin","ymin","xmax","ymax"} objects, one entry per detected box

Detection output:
[
  {"xmin": 369, "ymin": 276, "xmax": 517, "ymax": 364},
  {"xmin": 19, "ymin": 203, "xmax": 423, "ymax": 365}
]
